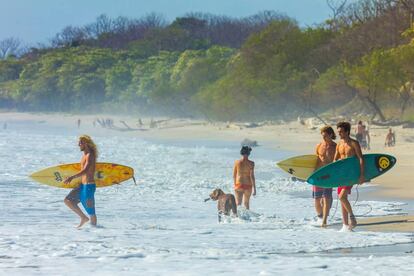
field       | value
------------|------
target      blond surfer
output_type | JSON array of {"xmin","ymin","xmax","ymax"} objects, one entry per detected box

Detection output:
[
  {"xmin": 314, "ymin": 126, "xmax": 336, "ymax": 227},
  {"xmin": 63, "ymin": 135, "xmax": 98, "ymax": 228},
  {"xmin": 334, "ymin": 122, "xmax": 365, "ymax": 231}
]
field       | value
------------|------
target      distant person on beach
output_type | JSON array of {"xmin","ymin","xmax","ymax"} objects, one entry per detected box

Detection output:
[
  {"xmin": 314, "ymin": 126, "xmax": 336, "ymax": 227},
  {"xmin": 63, "ymin": 135, "xmax": 98, "ymax": 228},
  {"xmin": 335, "ymin": 122, "xmax": 365, "ymax": 231},
  {"xmin": 355, "ymin": 121, "xmax": 364, "ymax": 145},
  {"xmin": 233, "ymin": 146, "xmax": 256, "ymax": 210},
  {"xmin": 361, "ymin": 125, "xmax": 371, "ymax": 150},
  {"xmin": 77, "ymin": 119, "xmax": 81, "ymax": 128},
  {"xmin": 208, "ymin": 188, "xmax": 238, "ymax": 222},
  {"xmin": 3, "ymin": 122, "xmax": 7, "ymax": 130},
  {"xmin": 385, "ymin": 128, "xmax": 396, "ymax": 147}
]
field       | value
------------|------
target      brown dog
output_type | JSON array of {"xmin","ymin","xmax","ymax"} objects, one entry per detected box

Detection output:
[{"xmin": 209, "ymin": 189, "xmax": 238, "ymax": 222}]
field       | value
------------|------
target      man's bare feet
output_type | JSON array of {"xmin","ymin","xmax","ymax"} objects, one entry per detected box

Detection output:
[
  {"xmin": 77, "ymin": 216, "xmax": 89, "ymax": 228},
  {"xmin": 321, "ymin": 222, "xmax": 327, "ymax": 228},
  {"xmin": 349, "ymin": 214, "xmax": 357, "ymax": 230}
]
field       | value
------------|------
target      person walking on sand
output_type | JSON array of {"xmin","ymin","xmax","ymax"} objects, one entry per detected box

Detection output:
[
  {"xmin": 385, "ymin": 128, "xmax": 396, "ymax": 147},
  {"xmin": 314, "ymin": 126, "xmax": 336, "ymax": 227},
  {"xmin": 233, "ymin": 146, "xmax": 256, "ymax": 210},
  {"xmin": 355, "ymin": 121, "xmax": 364, "ymax": 145},
  {"xmin": 335, "ymin": 122, "xmax": 365, "ymax": 231},
  {"xmin": 361, "ymin": 125, "xmax": 371, "ymax": 150},
  {"xmin": 63, "ymin": 135, "xmax": 98, "ymax": 228}
]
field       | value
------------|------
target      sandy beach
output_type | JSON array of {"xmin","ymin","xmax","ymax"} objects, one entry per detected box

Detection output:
[{"xmin": 1, "ymin": 111, "xmax": 414, "ymax": 232}]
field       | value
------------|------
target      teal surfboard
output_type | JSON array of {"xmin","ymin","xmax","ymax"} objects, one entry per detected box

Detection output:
[{"xmin": 307, "ymin": 154, "xmax": 396, "ymax": 188}]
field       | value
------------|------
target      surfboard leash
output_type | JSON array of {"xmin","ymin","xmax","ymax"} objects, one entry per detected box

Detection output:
[
  {"xmin": 353, "ymin": 185, "xmax": 373, "ymax": 217},
  {"xmin": 329, "ymin": 185, "xmax": 372, "ymax": 222}
]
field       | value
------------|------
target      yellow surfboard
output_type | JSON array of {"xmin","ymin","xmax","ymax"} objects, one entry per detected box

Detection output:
[
  {"xmin": 30, "ymin": 163, "xmax": 135, "ymax": 189},
  {"xmin": 276, "ymin": 155, "xmax": 318, "ymax": 180}
]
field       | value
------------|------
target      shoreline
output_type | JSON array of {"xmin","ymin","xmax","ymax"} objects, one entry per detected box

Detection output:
[{"xmin": 2, "ymin": 111, "xmax": 414, "ymax": 233}]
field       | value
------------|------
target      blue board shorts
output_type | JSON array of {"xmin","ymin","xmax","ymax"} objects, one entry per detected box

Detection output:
[{"xmin": 65, "ymin": 183, "xmax": 96, "ymax": 215}]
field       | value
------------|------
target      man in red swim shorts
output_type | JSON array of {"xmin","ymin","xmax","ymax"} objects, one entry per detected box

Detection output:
[{"xmin": 334, "ymin": 122, "xmax": 365, "ymax": 231}]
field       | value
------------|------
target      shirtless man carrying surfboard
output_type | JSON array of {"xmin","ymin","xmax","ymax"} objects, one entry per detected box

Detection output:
[
  {"xmin": 315, "ymin": 126, "xmax": 336, "ymax": 227},
  {"xmin": 334, "ymin": 122, "xmax": 365, "ymax": 231},
  {"xmin": 63, "ymin": 135, "xmax": 98, "ymax": 228}
]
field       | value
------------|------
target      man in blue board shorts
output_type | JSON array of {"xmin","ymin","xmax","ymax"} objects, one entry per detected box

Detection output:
[{"xmin": 63, "ymin": 135, "xmax": 98, "ymax": 228}]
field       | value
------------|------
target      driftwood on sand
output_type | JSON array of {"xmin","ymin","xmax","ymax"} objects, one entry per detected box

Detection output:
[
  {"xmin": 371, "ymin": 119, "xmax": 414, "ymax": 128},
  {"xmin": 109, "ymin": 120, "xmax": 147, "ymax": 132}
]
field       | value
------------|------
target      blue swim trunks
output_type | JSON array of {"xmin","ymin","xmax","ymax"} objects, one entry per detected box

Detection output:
[{"xmin": 80, "ymin": 183, "xmax": 96, "ymax": 216}]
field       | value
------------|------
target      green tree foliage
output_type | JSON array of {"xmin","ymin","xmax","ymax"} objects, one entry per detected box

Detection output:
[
  {"xmin": 4, "ymin": 4, "xmax": 414, "ymax": 121},
  {"xmin": 193, "ymin": 20, "xmax": 335, "ymax": 120}
]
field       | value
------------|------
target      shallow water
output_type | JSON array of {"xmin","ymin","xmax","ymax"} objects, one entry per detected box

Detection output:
[{"xmin": 0, "ymin": 123, "xmax": 413, "ymax": 275}]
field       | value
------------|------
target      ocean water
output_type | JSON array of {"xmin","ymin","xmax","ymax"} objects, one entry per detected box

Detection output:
[{"xmin": 0, "ymin": 123, "xmax": 414, "ymax": 275}]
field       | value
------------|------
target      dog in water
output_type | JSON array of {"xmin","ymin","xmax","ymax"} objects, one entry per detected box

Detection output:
[{"xmin": 207, "ymin": 189, "xmax": 238, "ymax": 222}]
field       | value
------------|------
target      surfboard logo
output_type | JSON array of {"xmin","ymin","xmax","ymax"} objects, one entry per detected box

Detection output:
[
  {"xmin": 377, "ymin": 156, "xmax": 390, "ymax": 171},
  {"xmin": 54, "ymin": 172, "xmax": 62, "ymax": 182},
  {"xmin": 96, "ymin": 171, "xmax": 104, "ymax": 179},
  {"xmin": 288, "ymin": 168, "xmax": 295, "ymax": 174}
]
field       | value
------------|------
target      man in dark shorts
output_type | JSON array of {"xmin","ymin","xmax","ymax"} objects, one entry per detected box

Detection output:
[{"xmin": 314, "ymin": 126, "xmax": 336, "ymax": 227}]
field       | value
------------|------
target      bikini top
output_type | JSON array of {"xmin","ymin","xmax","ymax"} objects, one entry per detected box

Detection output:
[{"xmin": 235, "ymin": 160, "xmax": 254, "ymax": 185}]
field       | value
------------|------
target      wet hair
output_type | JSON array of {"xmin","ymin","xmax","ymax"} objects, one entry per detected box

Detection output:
[
  {"xmin": 336, "ymin": 121, "xmax": 351, "ymax": 135},
  {"xmin": 79, "ymin": 135, "xmax": 98, "ymax": 160},
  {"xmin": 240, "ymin": 145, "xmax": 252, "ymax": 156},
  {"xmin": 210, "ymin": 188, "xmax": 224, "ymax": 201},
  {"xmin": 320, "ymin": 126, "xmax": 336, "ymax": 140}
]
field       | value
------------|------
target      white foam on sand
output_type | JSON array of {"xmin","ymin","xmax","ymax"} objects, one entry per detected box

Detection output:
[{"xmin": 0, "ymin": 127, "xmax": 413, "ymax": 275}]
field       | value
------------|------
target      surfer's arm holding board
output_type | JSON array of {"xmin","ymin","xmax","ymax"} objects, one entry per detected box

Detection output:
[
  {"xmin": 352, "ymin": 140, "xmax": 365, "ymax": 184},
  {"xmin": 63, "ymin": 153, "xmax": 93, "ymax": 184},
  {"xmin": 315, "ymin": 143, "xmax": 322, "ymax": 169}
]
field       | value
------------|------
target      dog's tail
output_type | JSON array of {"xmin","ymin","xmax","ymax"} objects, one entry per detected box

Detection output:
[{"xmin": 204, "ymin": 198, "xmax": 211, "ymax": 202}]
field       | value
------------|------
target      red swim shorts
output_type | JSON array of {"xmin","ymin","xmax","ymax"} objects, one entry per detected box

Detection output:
[{"xmin": 337, "ymin": 186, "xmax": 352, "ymax": 195}]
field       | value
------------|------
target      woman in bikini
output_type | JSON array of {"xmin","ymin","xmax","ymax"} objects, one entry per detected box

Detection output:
[{"xmin": 233, "ymin": 146, "xmax": 256, "ymax": 210}]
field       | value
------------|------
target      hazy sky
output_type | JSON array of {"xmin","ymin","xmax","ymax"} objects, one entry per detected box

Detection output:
[{"xmin": 0, "ymin": 0, "xmax": 336, "ymax": 45}]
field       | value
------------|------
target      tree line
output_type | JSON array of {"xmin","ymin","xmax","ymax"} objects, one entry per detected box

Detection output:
[{"xmin": 1, "ymin": 0, "xmax": 414, "ymax": 121}]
